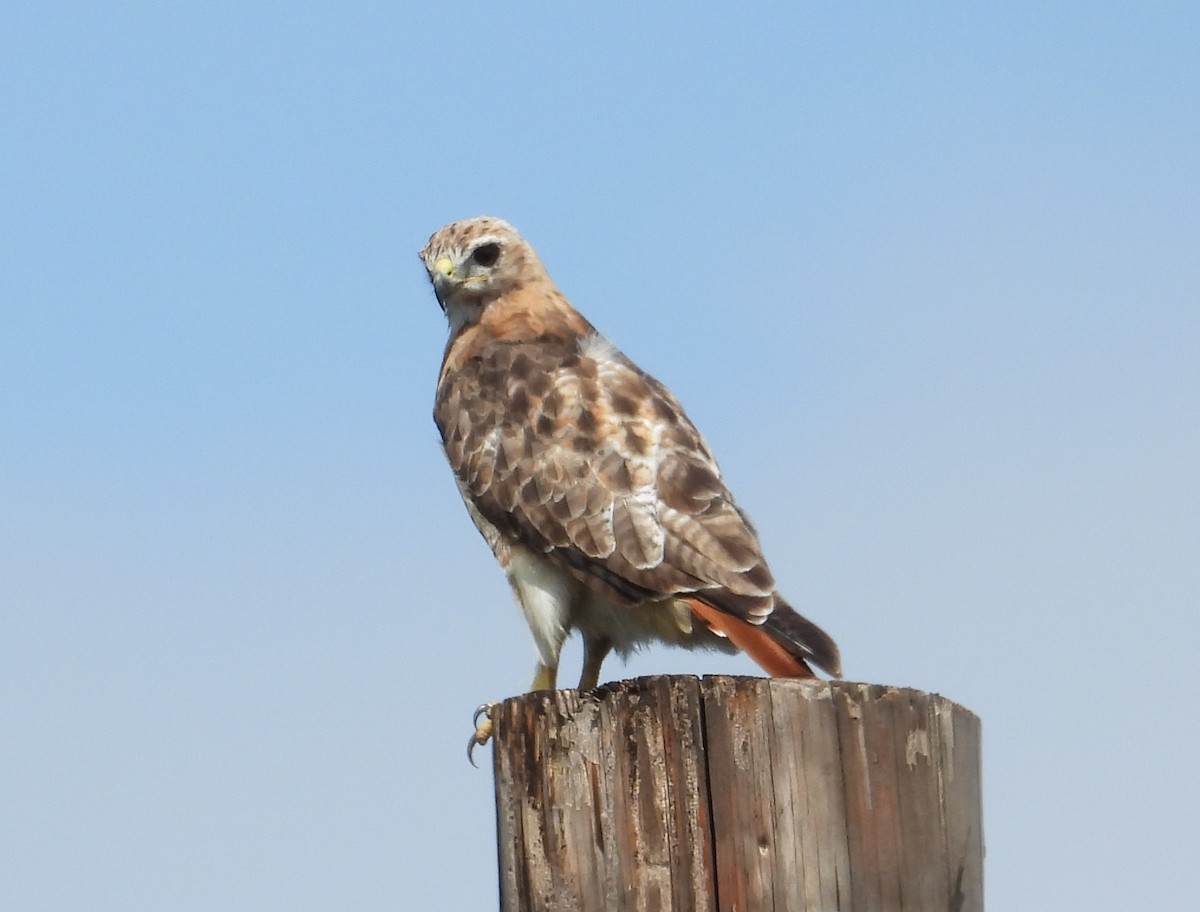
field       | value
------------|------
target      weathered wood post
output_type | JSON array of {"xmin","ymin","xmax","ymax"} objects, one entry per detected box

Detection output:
[{"xmin": 492, "ymin": 675, "xmax": 982, "ymax": 912}]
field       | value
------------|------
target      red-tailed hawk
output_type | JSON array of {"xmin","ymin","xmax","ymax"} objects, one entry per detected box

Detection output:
[{"xmin": 420, "ymin": 216, "xmax": 840, "ymax": 752}]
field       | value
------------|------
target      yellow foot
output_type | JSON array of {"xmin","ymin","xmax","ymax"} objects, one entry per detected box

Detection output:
[{"xmin": 467, "ymin": 702, "xmax": 499, "ymax": 767}]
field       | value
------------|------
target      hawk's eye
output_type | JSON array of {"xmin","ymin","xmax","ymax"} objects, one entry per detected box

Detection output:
[{"xmin": 471, "ymin": 243, "xmax": 501, "ymax": 268}]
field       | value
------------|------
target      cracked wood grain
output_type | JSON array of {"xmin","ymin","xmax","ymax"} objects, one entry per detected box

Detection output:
[{"xmin": 492, "ymin": 676, "xmax": 982, "ymax": 912}]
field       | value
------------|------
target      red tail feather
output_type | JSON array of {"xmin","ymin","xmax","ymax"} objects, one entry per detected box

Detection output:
[{"xmin": 686, "ymin": 599, "xmax": 815, "ymax": 678}]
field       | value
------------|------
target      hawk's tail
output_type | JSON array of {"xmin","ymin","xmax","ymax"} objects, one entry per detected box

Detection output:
[
  {"xmin": 760, "ymin": 594, "xmax": 842, "ymax": 678},
  {"xmin": 685, "ymin": 594, "xmax": 841, "ymax": 679}
]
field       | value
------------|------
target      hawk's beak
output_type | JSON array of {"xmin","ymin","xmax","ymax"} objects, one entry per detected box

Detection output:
[{"xmin": 429, "ymin": 256, "xmax": 461, "ymax": 307}]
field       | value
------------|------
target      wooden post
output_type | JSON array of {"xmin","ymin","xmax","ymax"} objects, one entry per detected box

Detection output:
[{"xmin": 491, "ymin": 675, "xmax": 982, "ymax": 912}]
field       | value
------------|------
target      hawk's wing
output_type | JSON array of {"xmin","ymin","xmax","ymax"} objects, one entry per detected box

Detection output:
[{"xmin": 436, "ymin": 334, "xmax": 779, "ymax": 618}]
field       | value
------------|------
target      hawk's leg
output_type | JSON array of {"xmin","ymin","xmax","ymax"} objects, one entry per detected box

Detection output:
[
  {"xmin": 530, "ymin": 661, "xmax": 558, "ymax": 692},
  {"xmin": 467, "ymin": 660, "xmax": 560, "ymax": 765},
  {"xmin": 578, "ymin": 635, "xmax": 613, "ymax": 691}
]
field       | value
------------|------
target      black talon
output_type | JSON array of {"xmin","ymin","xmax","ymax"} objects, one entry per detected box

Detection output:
[
  {"xmin": 467, "ymin": 733, "xmax": 482, "ymax": 767},
  {"xmin": 467, "ymin": 702, "xmax": 498, "ymax": 767}
]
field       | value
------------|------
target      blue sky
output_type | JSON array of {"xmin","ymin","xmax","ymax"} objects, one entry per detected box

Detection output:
[{"xmin": 2, "ymin": 3, "xmax": 1197, "ymax": 909}]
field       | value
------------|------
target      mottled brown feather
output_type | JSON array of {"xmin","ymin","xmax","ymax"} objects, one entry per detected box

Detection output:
[{"xmin": 436, "ymin": 332, "xmax": 779, "ymax": 615}]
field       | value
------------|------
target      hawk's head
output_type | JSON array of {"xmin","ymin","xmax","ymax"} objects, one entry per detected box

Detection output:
[{"xmin": 420, "ymin": 217, "xmax": 544, "ymax": 330}]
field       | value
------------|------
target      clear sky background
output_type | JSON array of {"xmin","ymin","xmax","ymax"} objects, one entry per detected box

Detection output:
[{"xmin": 2, "ymin": 3, "xmax": 1197, "ymax": 909}]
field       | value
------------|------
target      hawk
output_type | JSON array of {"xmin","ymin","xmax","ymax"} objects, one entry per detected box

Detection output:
[{"xmin": 420, "ymin": 216, "xmax": 840, "ymax": 753}]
